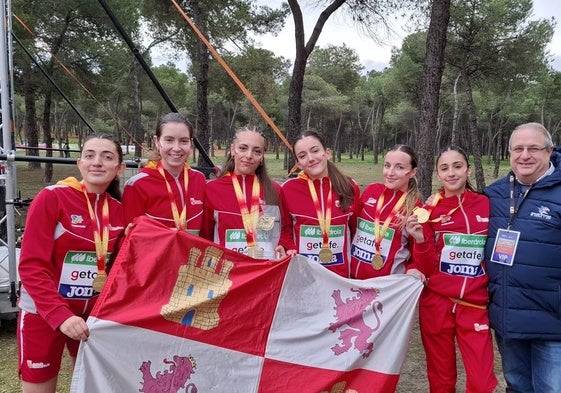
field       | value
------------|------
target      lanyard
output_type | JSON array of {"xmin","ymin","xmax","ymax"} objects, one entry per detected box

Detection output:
[
  {"xmin": 157, "ymin": 161, "xmax": 189, "ymax": 230},
  {"xmin": 81, "ymin": 183, "xmax": 109, "ymax": 277},
  {"xmin": 374, "ymin": 188, "xmax": 407, "ymax": 255},
  {"xmin": 300, "ymin": 173, "xmax": 332, "ymax": 249},
  {"xmin": 231, "ymin": 174, "xmax": 261, "ymax": 246},
  {"xmin": 508, "ymin": 174, "xmax": 530, "ymax": 229}
]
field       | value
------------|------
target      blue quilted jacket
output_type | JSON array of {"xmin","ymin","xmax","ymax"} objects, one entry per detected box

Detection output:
[{"xmin": 484, "ymin": 148, "xmax": 561, "ymax": 340}]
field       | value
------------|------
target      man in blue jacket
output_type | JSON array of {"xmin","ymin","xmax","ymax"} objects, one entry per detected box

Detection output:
[{"xmin": 485, "ymin": 122, "xmax": 561, "ymax": 393}]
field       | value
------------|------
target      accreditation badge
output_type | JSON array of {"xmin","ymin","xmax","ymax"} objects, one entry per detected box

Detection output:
[{"xmin": 490, "ymin": 228, "xmax": 520, "ymax": 266}]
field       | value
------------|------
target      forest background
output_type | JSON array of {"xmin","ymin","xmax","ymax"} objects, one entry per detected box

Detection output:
[{"xmin": 11, "ymin": 0, "xmax": 561, "ymax": 196}]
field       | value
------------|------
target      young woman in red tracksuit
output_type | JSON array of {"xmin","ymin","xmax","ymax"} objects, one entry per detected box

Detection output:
[
  {"xmin": 349, "ymin": 144, "xmax": 423, "ymax": 279},
  {"xmin": 200, "ymin": 126, "xmax": 288, "ymax": 260},
  {"xmin": 17, "ymin": 134, "xmax": 126, "ymax": 393},
  {"xmin": 280, "ymin": 131, "xmax": 361, "ymax": 278},
  {"xmin": 122, "ymin": 113, "xmax": 206, "ymax": 234},
  {"xmin": 406, "ymin": 146, "xmax": 497, "ymax": 393}
]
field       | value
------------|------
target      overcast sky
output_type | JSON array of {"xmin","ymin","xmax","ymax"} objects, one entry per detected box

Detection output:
[{"xmin": 252, "ymin": 0, "xmax": 561, "ymax": 72}]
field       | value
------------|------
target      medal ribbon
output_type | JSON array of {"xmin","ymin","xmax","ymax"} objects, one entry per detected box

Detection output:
[
  {"xmin": 157, "ymin": 161, "xmax": 189, "ymax": 230},
  {"xmin": 374, "ymin": 188, "xmax": 407, "ymax": 255},
  {"xmin": 81, "ymin": 183, "xmax": 109, "ymax": 277},
  {"xmin": 231, "ymin": 174, "xmax": 261, "ymax": 246},
  {"xmin": 427, "ymin": 193, "xmax": 464, "ymax": 223},
  {"xmin": 302, "ymin": 173, "xmax": 332, "ymax": 250}
]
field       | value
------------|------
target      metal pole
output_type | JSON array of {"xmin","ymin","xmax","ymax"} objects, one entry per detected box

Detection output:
[
  {"xmin": 0, "ymin": 154, "xmax": 217, "ymax": 176},
  {"xmin": 96, "ymin": 0, "xmax": 215, "ymax": 170},
  {"xmin": 12, "ymin": 33, "xmax": 97, "ymax": 135},
  {"xmin": 0, "ymin": 0, "xmax": 18, "ymax": 308}
]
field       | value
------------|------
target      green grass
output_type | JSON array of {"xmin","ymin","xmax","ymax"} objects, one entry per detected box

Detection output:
[{"xmin": 13, "ymin": 147, "xmax": 513, "ymax": 198}]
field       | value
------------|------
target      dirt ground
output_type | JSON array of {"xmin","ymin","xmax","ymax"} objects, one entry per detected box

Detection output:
[{"xmin": 397, "ymin": 314, "xmax": 506, "ymax": 392}]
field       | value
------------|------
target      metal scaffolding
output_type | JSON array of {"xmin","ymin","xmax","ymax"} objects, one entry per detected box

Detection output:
[
  {"xmin": 0, "ymin": 0, "xmax": 222, "ymax": 319},
  {"xmin": 0, "ymin": 0, "xmax": 19, "ymax": 318}
]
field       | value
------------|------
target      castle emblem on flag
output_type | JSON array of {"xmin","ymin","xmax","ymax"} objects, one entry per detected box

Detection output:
[
  {"xmin": 139, "ymin": 355, "xmax": 197, "ymax": 393},
  {"xmin": 161, "ymin": 245, "xmax": 234, "ymax": 329},
  {"xmin": 329, "ymin": 288, "xmax": 384, "ymax": 358}
]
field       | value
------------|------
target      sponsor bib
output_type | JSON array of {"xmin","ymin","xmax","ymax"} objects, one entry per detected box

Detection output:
[
  {"xmin": 440, "ymin": 234, "xmax": 486, "ymax": 278},
  {"xmin": 350, "ymin": 217, "xmax": 395, "ymax": 264},
  {"xmin": 58, "ymin": 251, "xmax": 108, "ymax": 299},
  {"xmin": 298, "ymin": 225, "xmax": 345, "ymax": 265},
  {"xmin": 224, "ymin": 228, "xmax": 274, "ymax": 259}
]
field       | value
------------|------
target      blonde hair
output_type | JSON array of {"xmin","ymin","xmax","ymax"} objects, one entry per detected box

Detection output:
[{"xmin": 387, "ymin": 144, "xmax": 423, "ymax": 224}]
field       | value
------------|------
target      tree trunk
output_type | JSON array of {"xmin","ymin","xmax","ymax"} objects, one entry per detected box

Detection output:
[
  {"xmin": 191, "ymin": 0, "xmax": 211, "ymax": 166},
  {"xmin": 42, "ymin": 90, "xmax": 53, "ymax": 183},
  {"xmin": 493, "ymin": 116, "xmax": 505, "ymax": 179},
  {"xmin": 286, "ymin": 0, "xmax": 346, "ymax": 173},
  {"xmin": 23, "ymin": 59, "xmax": 41, "ymax": 170},
  {"xmin": 451, "ymin": 73, "xmax": 461, "ymax": 146},
  {"xmin": 372, "ymin": 100, "xmax": 385, "ymax": 165},
  {"xmin": 42, "ymin": 9, "xmax": 72, "ymax": 177},
  {"xmin": 463, "ymin": 71, "xmax": 485, "ymax": 191},
  {"xmin": 130, "ymin": 61, "xmax": 144, "ymax": 158},
  {"xmin": 417, "ymin": 0, "xmax": 451, "ymax": 197}
]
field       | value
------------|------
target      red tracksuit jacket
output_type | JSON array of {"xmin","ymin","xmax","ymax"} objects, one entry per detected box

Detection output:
[
  {"xmin": 122, "ymin": 162, "xmax": 205, "ymax": 234},
  {"xmin": 280, "ymin": 175, "xmax": 361, "ymax": 278},
  {"xmin": 409, "ymin": 189, "xmax": 490, "ymax": 305},
  {"xmin": 350, "ymin": 183, "xmax": 419, "ymax": 279},
  {"xmin": 18, "ymin": 177, "xmax": 124, "ymax": 330}
]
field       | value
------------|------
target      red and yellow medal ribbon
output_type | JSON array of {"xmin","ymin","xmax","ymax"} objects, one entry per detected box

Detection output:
[
  {"xmin": 157, "ymin": 161, "xmax": 189, "ymax": 230},
  {"xmin": 374, "ymin": 188, "xmax": 407, "ymax": 256},
  {"xmin": 300, "ymin": 173, "xmax": 332, "ymax": 250},
  {"xmin": 424, "ymin": 192, "xmax": 442, "ymax": 219},
  {"xmin": 81, "ymin": 183, "xmax": 109, "ymax": 277},
  {"xmin": 427, "ymin": 192, "xmax": 464, "ymax": 223},
  {"xmin": 231, "ymin": 174, "xmax": 261, "ymax": 246}
]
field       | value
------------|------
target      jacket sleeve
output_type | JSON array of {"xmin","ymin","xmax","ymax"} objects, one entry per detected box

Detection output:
[
  {"xmin": 348, "ymin": 180, "xmax": 362, "ymax": 237},
  {"xmin": 18, "ymin": 189, "xmax": 75, "ymax": 330},
  {"xmin": 407, "ymin": 222, "xmax": 438, "ymax": 277},
  {"xmin": 122, "ymin": 181, "xmax": 145, "ymax": 226},
  {"xmin": 199, "ymin": 183, "xmax": 216, "ymax": 241},
  {"xmin": 278, "ymin": 185, "xmax": 297, "ymax": 251}
]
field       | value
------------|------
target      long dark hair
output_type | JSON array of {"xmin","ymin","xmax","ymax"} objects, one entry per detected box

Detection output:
[
  {"xmin": 294, "ymin": 130, "xmax": 355, "ymax": 211},
  {"xmin": 386, "ymin": 144, "xmax": 423, "ymax": 219},
  {"xmin": 220, "ymin": 125, "xmax": 279, "ymax": 205},
  {"xmin": 82, "ymin": 133, "xmax": 124, "ymax": 200},
  {"xmin": 149, "ymin": 112, "xmax": 194, "ymax": 161},
  {"xmin": 436, "ymin": 145, "xmax": 475, "ymax": 192}
]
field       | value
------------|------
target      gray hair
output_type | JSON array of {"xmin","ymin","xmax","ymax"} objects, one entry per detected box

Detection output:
[{"xmin": 509, "ymin": 122, "xmax": 553, "ymax": 150}]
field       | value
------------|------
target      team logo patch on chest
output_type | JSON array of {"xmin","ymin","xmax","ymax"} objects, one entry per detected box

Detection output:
[
  {"xmin": 71, "ymin": 214, "xmax": 84, "ymax": 225},
  {"xmin": 530, "ymin": 205, "xmax": 552, "ymax": 221}
]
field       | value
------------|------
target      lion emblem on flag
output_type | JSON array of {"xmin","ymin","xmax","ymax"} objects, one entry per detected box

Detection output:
[
  {"xmin": 329, "ymin": 288, "xmax": 383, "ymax": 358},
  {"xmin": 139, "ymin": 355, "xmax": 197, "ymax": 393}
]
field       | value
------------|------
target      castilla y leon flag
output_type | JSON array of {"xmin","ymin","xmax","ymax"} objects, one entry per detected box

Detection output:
[{"xmin": 71, "ymin": 217, "xmax": 422, "ymax": 393}]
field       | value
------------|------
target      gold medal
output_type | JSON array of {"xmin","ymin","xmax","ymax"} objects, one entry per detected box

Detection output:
[
  {"xmin": 257, "ymin": 215, "xmax": 275, "ymax": 231},
  {"xmin": 413, "ymin": 207, "xmax": 430, "ymax": 223},
  {"xmin": 371, "ymin": 253, "xmax": 384, "ymax": 270},
  {"xmin": 247, "ymin": 245, "xmax": 264, "ymax": 259},
  {"xmin": 92, "ymin": 273, "xmax": 107, "ymax": 293},
  {"xmin": 318, "ymin": 247, "xmax": 333, "ymax": 263}
]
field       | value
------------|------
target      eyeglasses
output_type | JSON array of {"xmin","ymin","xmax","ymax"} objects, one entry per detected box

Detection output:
[{"xmin": 510, "ymin": 146, "xmax": 548, "ymax": 155}]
